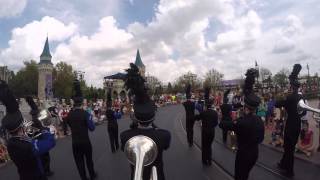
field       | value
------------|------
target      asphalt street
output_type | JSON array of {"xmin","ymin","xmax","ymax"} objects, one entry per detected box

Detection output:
[
  {"xmin": 0, "ymin": 105, "xmax": 231, "ymax": 180},
  {"xmin": 180, "ymin": 105, "xmax": 320, "ymax": 180}
]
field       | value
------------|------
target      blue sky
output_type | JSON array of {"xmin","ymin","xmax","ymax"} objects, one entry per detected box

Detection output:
[{"xmin": 1, "ymin": 0, "xmax": 320, "ymax": 87}]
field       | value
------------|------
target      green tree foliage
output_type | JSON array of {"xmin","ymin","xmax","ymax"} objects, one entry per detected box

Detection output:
[
  {"xmin": 166, "ymin": 82, "xmax": 173, "ymax": 94},
  {"xmin": 203, "ymin": 68, "xmax": 224, "ymax": 91},
  {"xmin": 9, "ymin": 60, "xmax": 38, "ymax": 97},
  {"xmin": 53, "ymin": 62, "xmax": 75, "ymax": 98},
  {"xmin": 273, "ymin": 68, "xmax": 290, "ymax": 89},
  {"xmin": 173, "ymin": 72, "xmax": 202, "ymax": 93},
  {"xmin": 83, "ymin": 85, "xmax": 105, "ymax": 101},
  {"xmin": 146, "ymin": 75, "xmax": 162, "ymax": 95}
]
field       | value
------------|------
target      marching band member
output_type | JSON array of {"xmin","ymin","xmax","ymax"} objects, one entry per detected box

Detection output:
[
  {"xmin": 195, "ymin": 87, "xmax": 218, "ymax": 166},
  {"xmin": 106, "ymin": 89, "xmax": 121, "ymax": 153},
  {"xmin": 120, "ymin": 63, "xmax": 171, "ymax": 180},
  {"xmin": 25, "ymin": 96, "xmax": 54, "ymax": 177},
  {"xmin": 183, "ymin": 84, "xmax": 196, "ymax": 147},
  {"xmin": 275, "ymin": 64, "xmax": 306, "ymax": 177},
  {"xmin": 0, "ymin": 80, "xmax": 55, "ymax": 180},
  {"xmin": 220, "ymin": 69, "xmax": 264, "ymax": 180},
  {"xmin": 66, "ymin": 79, "xmax": 97, "ymax": 180},
  {"xmin": 220, "ymin": 89, "xmax": 232, "ymax": 143}
]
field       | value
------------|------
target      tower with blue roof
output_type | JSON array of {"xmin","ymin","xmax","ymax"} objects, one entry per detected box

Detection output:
[
  {"xmin": 134, "ymin": 49, "xmax": 145, "ymax": 77},
  {"xmin": 38, "ymin": 37, "xmax": 54, "ymax": 100}
]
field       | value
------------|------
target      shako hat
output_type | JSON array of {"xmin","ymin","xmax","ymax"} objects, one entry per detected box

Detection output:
[
  {"xmin": 0, "ymin": 80, "xmax": 23, "ymax": 132},
  {"xmin": 242, "ymin": 68, "xmax": 260, "ymax": 109},
  {"xmin": 124, "ymin": 63, "xmax": 155, "ymax": 122},
  {"xmin": 72, "ymin": 79, "xmax": 83, "ymax": 106}
]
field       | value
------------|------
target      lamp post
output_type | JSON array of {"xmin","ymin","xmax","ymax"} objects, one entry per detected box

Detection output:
[
  {"xmin": 74, "ymin": 70, "xmax": 85, "ymax": 81},
  {"xmin": 103, "ymin": 78, "xmax": 114, "ymax": 99}
]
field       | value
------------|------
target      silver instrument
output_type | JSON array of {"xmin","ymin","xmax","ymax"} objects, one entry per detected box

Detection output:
[
  {"xmin": 313, "ymin": 114, "xmax": 320, "ymax": 123},
  {"xmin": 297, "ymin": 99, "xmax": 320, "ymax": 115},
  {"xmin": 124, "ymin": 135, "xmax": 158, "ymax": 180},
  {"xmin": 24, "ymin": 109, "xmax": 53, "ymax": 138},
  {"xmin": 297, "ymin": 99, "xmax": 320, "ymax": 125}
]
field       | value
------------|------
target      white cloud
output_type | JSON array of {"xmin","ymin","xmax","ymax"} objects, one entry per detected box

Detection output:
[
  {"xmin": 0, "ymin": 16, "xmax": 77, "ymax": 68},
  {"xmin": 2, "ymin": 0, "xmax": 320, "ymax": 88},
  {"xmin": 0, "ymin": 0, "xmax": 27, "ymax": 18}
]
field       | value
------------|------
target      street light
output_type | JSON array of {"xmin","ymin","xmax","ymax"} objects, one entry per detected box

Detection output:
[{"xmin": 74, "ymin": 70, "xmax": 85, "ymax": 81}]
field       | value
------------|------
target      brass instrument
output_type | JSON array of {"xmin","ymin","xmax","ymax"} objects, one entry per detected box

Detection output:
[
  {"xmin": 124, "ymin": 135, "xmax": 158, "ymax": 180},
  {"xmin": 297, "ymin": 99, "xmax": 320, "ymax": 114},
  {"xmin": 24, "ymin": 109, "xmax": 53, "ymax": 138},
  {"xmin": 313, "ymin": 114, "xmax": 320, "ymax": 123},
  {"xmin": 297, "ymin": 99, "xmax": 320, "ymax": 125}
]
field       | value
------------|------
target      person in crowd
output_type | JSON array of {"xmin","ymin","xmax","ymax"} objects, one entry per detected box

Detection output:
[
  {"xmin": 270, "ymin": 119, "xmax": 284, "ymax": 147},
  {"xmin": 232, "ymin": 90, "xmax": 242, "ymax": 110},
  {"xmin": 220, "ymin": 69, "xmax": 264, "ymax": 180},
  {"xmin": 66, "ymin": 79, "xmax": 97, "ymax": 180},
  {"xmin": 297, "ymin": 121, "xmax": 314, "ymax": 157},
  {"xmin": 121, "ymin": 63, "xmax": 171, "ymax": 180},
  {"xmin": 0, "ymin": 140, "xmax": 9, "ymax": 163},
  {"xmin": 0, "ymin": 80, "xmax": 55, "ymax": 180},
  {"xmin": 275, "ymin": 64, "xmax": 307, "ymax": 177},
  {"xmin": 183, "ymin": 84, "xmax": 196, "ymax": 147},
  {"xmin": 266, "ymin": 96, "xmax": 275, "ymax": 126},
  {"xmin": 195, "ymin": 98, "xmax": 204, "ymax": 114},
  {"xmin": 60, "ymin": 105, "xmax": 69, "ymax": 136},
  {"xmin": 257, "ymin": 98, "xmax": 267, "ymax": 122},
  {"xmin": 215, "ymin": 92, "xmax": 222, "ymax": 108}
]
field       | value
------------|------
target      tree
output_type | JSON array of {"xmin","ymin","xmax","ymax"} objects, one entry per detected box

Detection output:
[
  {"xmin": 167, "ymin": 82, "xmax": 173, "ymax": 94},
  {"xmin": 259, "ymin": 67, "xmax": 272, "ymax": 82},
  {"xmin": 53, "ymin": 62, "xmax": 75, "ymax": 98},
  {"xmin": 9, "ymin": 60, "xmax": 38, "ymax": 97},
  {"xmin": 146, "ymin": 75, "xmax": 162, "ymax": 95},
  {"xmin": 203, "ymin": 68, "xmax": 224, "ymax": 90},
  {"xmin": 174, "ymin": 72, "xmax": 202, "ymax": 93},
  {"xmin": 273, "ymin": 68, "xmax": 290, "ymax": 89}
]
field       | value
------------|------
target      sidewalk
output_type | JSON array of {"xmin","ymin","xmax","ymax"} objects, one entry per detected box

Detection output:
[
  {"xmin": 264, "ymin": 126, "xmax": 320, "ymax": 166},
  {"xmin": 263, "ymin": 99, "xmax": 320, "ymax": 166}
]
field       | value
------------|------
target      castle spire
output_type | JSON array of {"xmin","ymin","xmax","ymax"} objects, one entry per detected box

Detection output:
[
  {"xmin": 41, "ymin": 36, "xmax": 51, "ymax": 58},
  {"xmin": 40, "ymin": 36, "xmax": 52, "ymax": 64},
  {"xmin": 134, "ymin": 49, "xmax": 145, "ymax": 68}
]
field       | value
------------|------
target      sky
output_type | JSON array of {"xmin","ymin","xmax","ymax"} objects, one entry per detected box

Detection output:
[{"xmin": 0, "ymin": 0, "xmax": 320, "ymax": 87}]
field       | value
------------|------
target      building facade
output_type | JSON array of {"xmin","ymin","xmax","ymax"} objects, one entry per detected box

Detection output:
[
  {"xmin": 38, "ymin": 37, "xmax": 54, "ymax": 100},
  {"xmin": 103, "ymin": 49, "xmax": 146, "ymax": 101},
  {"xmin": 0, "ymin": 66, "xmax": 12, "ymax": 83}
]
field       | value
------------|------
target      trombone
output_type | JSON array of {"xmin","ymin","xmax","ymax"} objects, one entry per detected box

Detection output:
[
  {"xmin": 297, "ymin": 99, "xmax": 320, "ymax": 124},
  {"xmin": 124, "ymin": 135, "xmax": 158, "ymax": 180}
]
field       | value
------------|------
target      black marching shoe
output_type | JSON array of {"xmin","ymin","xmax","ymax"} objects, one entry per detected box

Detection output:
[
  {"xmin": 45, "ymin": 171, "xmax": 54, "ymax": 177},
  {"xmin": 90, "ymin": 172, "xmax": 98, "ymax": 180},
  {"xmin": 277, "ymin": 163, "xmax": 294, "ymax": 178}
]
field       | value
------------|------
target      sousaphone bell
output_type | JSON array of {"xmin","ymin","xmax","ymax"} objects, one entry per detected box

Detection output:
[{"xmin": 124, "ymin": 135, "xmax": 158, "ymax": 180}]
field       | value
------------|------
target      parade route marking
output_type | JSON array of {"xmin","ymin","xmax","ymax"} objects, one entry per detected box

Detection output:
[
  {"xmin": 176, "ymin": 105, "xmax": 290, "ymax": 180},
  {"xmin": 176, "ymin": 111, "xmax": 234, "ymax": 180}
]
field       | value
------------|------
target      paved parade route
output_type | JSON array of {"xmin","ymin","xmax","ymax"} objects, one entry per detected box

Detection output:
[
  {"xmin": 0, "ymin": 105, "xmax": 230, "ymax": 180},
  {"xmin": 2, "ymin": 104, "xmax": 319, "ymax": 180}
]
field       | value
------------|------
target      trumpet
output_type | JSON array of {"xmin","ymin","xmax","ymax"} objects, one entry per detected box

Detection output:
[{"xmin": 124, "ymin": 135, "xmax": 158, "ymax": 180}]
